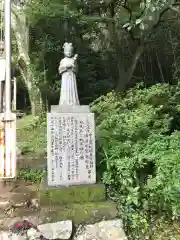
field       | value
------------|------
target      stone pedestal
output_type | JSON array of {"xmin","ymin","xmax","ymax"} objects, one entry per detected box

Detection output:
[
  {"xmin": 42, "ymin": 44, "xmax": 117, "ymax": 225},
  {"xmin": 39, "ymin": 183, "xmax": 116, "ymax": 224},
  {"xmin": 47, "ymin": 105, "xmax": 96, "ymax": 186}
]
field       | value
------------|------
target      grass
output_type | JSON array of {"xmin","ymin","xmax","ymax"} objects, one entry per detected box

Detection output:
[
  {"xmin": 17, "ymin": 114, "xmax": 46, "ymax": 156},
  {"xmin": 16, "ymin": 114, "xmax": 47, "ymax": 173},
  {"xmin": 17, "ymin": 115, "xmax": 35, "ymax": 129}
]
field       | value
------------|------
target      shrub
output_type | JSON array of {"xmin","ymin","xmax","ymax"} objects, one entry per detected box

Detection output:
[{"xmin": 92, "ymin": 83, "xmax": 180, "ymax": 239}]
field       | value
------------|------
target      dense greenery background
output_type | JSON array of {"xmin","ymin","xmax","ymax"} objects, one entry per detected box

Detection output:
[
  {"xmin": 14, "ymin": 0, "xmax": 180, "ymax": 111},
  {"xmin": 92, "ymin": 83, "xmax": 180, "ymax": 238},
  {"xmin": 11, "ymin": 0, "xmax": 180, "ymax": 239}
]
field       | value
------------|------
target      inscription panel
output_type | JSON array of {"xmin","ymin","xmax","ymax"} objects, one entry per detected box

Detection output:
[{"xmin": 47, "ymin": 112, "xmax": 96, "ymax": 186}]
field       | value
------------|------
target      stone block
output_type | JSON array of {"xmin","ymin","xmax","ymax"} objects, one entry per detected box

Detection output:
[
  {"xmin": 37, "ymin": 220, "xmax": 72, "ymax": 240},
  {"xmin": 40, "ymin": 183, "xmax": 106, "ymax": 205},
  {"xmin": 74, "ymin": 219, "xmax": 127, "ymax": 240},
  {"xmin": 47, "ymin": 112, "xmax": 96, "ymax": 186},
  {"xmin": 40, "ymin": 201, "xmax": 117, "ymax": 225},
  {"xmin": 51, "ymin": 105, "xmax": 90, "ymax": 113}
]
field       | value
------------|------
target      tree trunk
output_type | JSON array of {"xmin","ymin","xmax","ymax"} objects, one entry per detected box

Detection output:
[
  {"xmin": 27, "ymin": 80, "xmax": 43, "ymax": 116},
  {"xmin": 20, "ymin": 68, "xmax": 43, "ymax": 116},
  {"xmin": 11, "ymin": 8, "xmax": 43, "ymax": 116},
  {"xmin": 106, "ymin": 13, "xmax": 145, "ymax": 92},
  {"xmin": 116, "ymin": 43, "xmax": 144, "ymax": 92}
]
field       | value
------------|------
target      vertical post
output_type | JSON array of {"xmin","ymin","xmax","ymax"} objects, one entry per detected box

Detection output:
[
  {"xmin": 4, "ymin": 0, "xmax": 11, "ymax": 113},
  {"xmin": 13, "ymin": 77, "xmax": 16, "ymax": 111},
  {"xmin": 0, "ymin": 0, "xmax": 16, "ymax": 180},
  {"xmin": 0, "ymin": 81, "xmax": 2, "ymax": 112}
]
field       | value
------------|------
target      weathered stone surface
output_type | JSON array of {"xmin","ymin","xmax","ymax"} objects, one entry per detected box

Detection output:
[
  {"xmin": 0, "ymin": 216, "xmax": 41, "ymax": 230},
  {"xmin": 74, "ymin": 219, "xmax": 127, "ymax": 240},
  {"xmin": 37, "ymin": 220, "xmax": 72, "ymax": 240},
  {"xmin": 51, "ymin": 105, "xmax": 90, "ymax": 113},
  {"xmin": 47, "ymin": 112, "xmax": 96, "ymax": 186},
  {"xmin": 27, "ymin": 228, "xmax": 41, "ymax": 240},
  {"xmin": 0, "ymin": 218, "xmax": 127, "ymax": 240},
  {"xmin": 0, "ymin": 192, "xmax": 33, "ymax": 211},
  {"xmin": 40, "ymin": 183, "xmax": 105, "ymax": 205},
  {"xmin": 58, "ymin": 42, "xmax": 79, "ymax": 105},
  {"xmin": 28, "ymin": 199, "xmax": 39, "ymax": 209},
  {"xmin": 0, "ymin": 217, "xmax": 22, "ymax": 229},
  {"xmin": 10, "ymin": 233, "xmax": 25, "ymax": 240},
  {"xmin": 0, "ymin": 231, "xmax": 10, "ymax": 240},
  {"xmin": 40, "ymin": 201, "xmax": 117, "ymax": 224},
  {"xmin": 0, "ymin": 231, "xmax": 24, "ymax": 240}
]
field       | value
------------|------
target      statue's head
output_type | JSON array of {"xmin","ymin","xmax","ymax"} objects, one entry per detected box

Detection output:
[{"xmin": 63, "ymin": 42, "xmax": 73, "ymax": 58}]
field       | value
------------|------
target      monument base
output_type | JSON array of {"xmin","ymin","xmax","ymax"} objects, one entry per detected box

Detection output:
[
  {"xmin": 40, "ymin": 179, "xmax": 106, "ymax": 205},
  {"xmin": 39, "ymin": 200, "xmax": 117, "ymax": 225},
  {"xmin": 51, "ymin": 105, "xmax": 90, "ymax": 113},
  {"xmin": 39, "ymin": 179, "xmax": 117, "ymax": 224}
]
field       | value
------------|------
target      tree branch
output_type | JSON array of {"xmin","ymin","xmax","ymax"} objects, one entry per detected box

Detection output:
[{"xmin": 169, "ymin": 5, "xmax": 180, "ymax": 13}]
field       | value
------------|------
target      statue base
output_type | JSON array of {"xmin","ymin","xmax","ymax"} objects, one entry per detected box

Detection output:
[{"xmin": 51, "ymin": 104, "xmax": 90, "ymax": 113}]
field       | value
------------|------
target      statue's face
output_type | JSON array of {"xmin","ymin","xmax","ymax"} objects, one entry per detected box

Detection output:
[{"xmin": 64, "ymin": 46, "xmax": 73, "ymax": 58}]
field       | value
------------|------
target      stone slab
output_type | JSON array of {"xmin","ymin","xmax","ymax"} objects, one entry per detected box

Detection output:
[
  {"xmin": 37, "ymin": 220, "xmax": 72, "ymax": 240},
  {"xmin": 0, "ymin": 232, "xmax": 25, "ymax": 240},
  {"xmin": 40, "ymin": 201, "xmax": 117, "ymax": 224},
  {"xmin": 47, "ymin": 112, "xmax": 96, "ymax": 186},
  {"xmin": 40, "ymin": 183, "xmax": 105, "ymax": 205},
  {"xmin": 74, "ymin": 219, "xmax": 127, "ymax": 240},
  {"xmin": 51, "ymin": 105, "xmax": 90, "ymax": 113}
]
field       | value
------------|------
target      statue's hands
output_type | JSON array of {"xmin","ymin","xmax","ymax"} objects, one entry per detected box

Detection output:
[
  {"xmin": 66, "ymin": 62, "xmax": 73, "ymax": 69},
  {"xmin": 74, "ymin": 54, "xmax": 78, "ymax": 60}
]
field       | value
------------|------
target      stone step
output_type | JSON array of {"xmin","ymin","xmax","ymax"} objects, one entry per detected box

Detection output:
[
  {"xmin": 0, "ymin": 201, "xmax": 117, "ymax": 230},
  {"xmin": 0, "ymin": 180, "xmax": 38, "ymax": 193},
  {"xmin": 0, "ymin": 194, "xmax": 34, "ymax": 211},
  {"xmin": 0, "ymin": 182, "xmax": 39, "ymax": 210},
  {"xmin": 40, "ymin": 201, "xmax": 117, "ymax": 225},
  {"xmin": 0, "ymin": 212, "xmax": 41, "ymax": 231},
  {"xmin": 40, "ymin": 183, "xmax": 106, "ymax": 205}
]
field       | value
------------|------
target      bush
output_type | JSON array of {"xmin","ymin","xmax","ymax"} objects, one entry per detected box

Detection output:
[{"xmin": 91, "ymin": 83, "xmax": 180, "ymax": 239}]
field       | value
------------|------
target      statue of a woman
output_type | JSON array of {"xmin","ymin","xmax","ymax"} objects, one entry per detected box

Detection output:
[{"xmin": 58, "ymin": 42, "xmax": 80, "ymax": 105}]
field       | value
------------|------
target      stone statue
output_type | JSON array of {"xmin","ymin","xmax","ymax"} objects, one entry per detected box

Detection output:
[{"xmin": 58, "ymin": 42, "xmax": 80, "ymax": 105}]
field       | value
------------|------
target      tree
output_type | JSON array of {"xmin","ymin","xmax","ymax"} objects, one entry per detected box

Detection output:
[
  {"xmin": 12, "ymin": 3, "xmax": 43, "ymax": 116},
  {"xmin": 26, "ymin": 0, "xmax": 180, "ymax": 93},
  {"xmin": 79, "ymin": 0, "xmax": 180, "ymax": 91}
]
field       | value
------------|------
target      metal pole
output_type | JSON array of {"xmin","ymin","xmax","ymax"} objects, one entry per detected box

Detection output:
[
  {"xmin": 0, "ymin": 81, "xmax": 2, "ymax": 112},
  {"xmin": 4, "ymin": 0, "xmax": 11, "ymax": 113},
  {"xmin": 0, "ymin": 0, "xmax": 16, "ymax": 180},
  {"xmin": 13, "ymin": 77, "xmax": 16, "ymax": 111}
]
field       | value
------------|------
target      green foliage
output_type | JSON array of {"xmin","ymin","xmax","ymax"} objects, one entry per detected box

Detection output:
[
  {"xmin": 17, "ymin": 168, "xmax": 46, "ymax": 183},
  {"xmin": 26, "ymin": 0, "xmax": 116, "ymax": 105},
  {"xmin": 17, "ymin": 115, "xmax": 46, "ymax": 155},
  {"xmin": 92, "ymin": 83, "xmax": 180, "ymax": 239},
  {"xmin": 21, "ymin": 0, "xmax": 180, "ymax": 111}
]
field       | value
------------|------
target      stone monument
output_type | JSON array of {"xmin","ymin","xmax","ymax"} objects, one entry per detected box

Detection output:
[{"xmin": 47, "ymin": 42, "xmax": 96, "ymax": 186}]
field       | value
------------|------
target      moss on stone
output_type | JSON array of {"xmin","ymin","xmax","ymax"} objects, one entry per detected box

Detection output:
[
  {"xmin": 40, "ymin": 201, "xmax": 117, "ymax": 224},
  {"xmin": 40, "ymin": 183, "xmax": 106, "ymax": 205}
]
